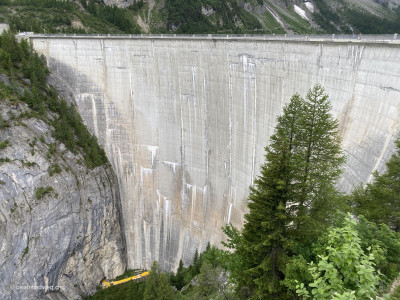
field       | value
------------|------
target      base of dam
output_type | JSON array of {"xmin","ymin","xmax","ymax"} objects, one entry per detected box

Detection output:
[{"xmin": 30, "ymin": 34, "xmax": 400, "ymax": 271}]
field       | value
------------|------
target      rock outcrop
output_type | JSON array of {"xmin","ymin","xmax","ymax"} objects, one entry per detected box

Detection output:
[{"xmin": 0, "ymin": 96, "xmax": 126, "ymax": 299}]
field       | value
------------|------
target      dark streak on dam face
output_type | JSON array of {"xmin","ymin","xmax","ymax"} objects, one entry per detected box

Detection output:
[{"xmin": 30, "ymin": 35, "xmax": 400, "ymax": 271}]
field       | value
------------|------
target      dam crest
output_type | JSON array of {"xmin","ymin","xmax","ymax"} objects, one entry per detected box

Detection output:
[{"xmin": 30, "ymin": 34, "xmax": 400, "ymax": 271}]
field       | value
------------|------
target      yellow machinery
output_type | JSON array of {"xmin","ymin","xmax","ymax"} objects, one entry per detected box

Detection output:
[{"xmin": 101, "ymin": 271, "xmax": 150, "ymax": 288}]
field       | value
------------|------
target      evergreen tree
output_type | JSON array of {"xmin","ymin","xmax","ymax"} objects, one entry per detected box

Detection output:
[
  {"xmin": 189, "ymin": 261, "xmax": 229, "ymax": 300},
  {"xmin": 290, "ymin": 84, "xmax": 346, "ymax": 247},
  {"xmin": 171, "ymin": 259, "xmax": 185, "ymax": 290},
  {"xmin": 193, "ymin": 249, "xmax": 200, "ymax": 273},
  {"xmin": 352, "ymin": 138, "xmax": 400, "ymax": 232},
  {"xmin": 144, "ymin": 261, "xmax": 175, "ymax": 300},
  {"xmin": 232, "ymin": 85, "xmax": 345, "ymax": 298}
]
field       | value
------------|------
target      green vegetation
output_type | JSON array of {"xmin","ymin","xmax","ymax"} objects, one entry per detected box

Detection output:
[
  {"xmin": 266, "ymin": 1, "xmax": 317, "ymax": 34},
  {"xmin": 86, "ymin": 278, "xmax": 146, "ymax": 299},
  {"xmin": 24, "ymin": 161, "xmax": 37, "ymax": 168},
  {"xmin": 260, "ymin": 10, "xmax": 285, "ymax": 34},
  {"xmin": 313, "ymin": 0, "xmax": 400, "ymax": 34},
  {"xmin": 0, "ymin": 30, "xmax": 107, "ymax": 168},
  {"xmin": 88, "ymin": 85, "xmax": 400, "ymax": 299},
  {"xmin": 0, "ymin": 139, "xmax": 9, "ymax": 149},
  {"xmin": 1, "ymin": 0, "xmax": 265, "ymax": 34},
  {"xmin": 222, "ymin": 85, "xmax": 345, "ymax": 298},
  {"xmin": 48, "ymin": 163, "xmax": 61, "ymax": 176},
  {"xmin": 144, "ymin": 262, "xmax": 175, "ymax": 299},
  {"xmin": 0, "ymin": 0, "xmax": 140, "ymax": 34},
  {"xmin": 0, "ymin": 157, "xmax": 10, "ymax": 163},
  {"xmin": 218, "ymin": 86, "xmax": 400, "ymax": 299},
  {"xmin": 391, "ymin": 285, "xmax": 400, "ymax": 299},
  {"xmin": 0, "ymin": 114, "xmax": 9, "ymax": 128},
  {"xmin": 296, "ymin": 215, "xmax": 381, "ymax": 299},
  {"xmin": 352, "ymin": 138, "xmax": 400, "ymax": 232},
  {"xmin": 10, "ymin": 202, "xmax": 18, "ymax": 214},
  {"xmin": 35, "ymin": 186, "xmax": 53, "ymax": 199},
  {"xmin": 81, "ymin": 0, "xmax": 141, "ymax": 33},
  {"xmin": 165, "ymin": 0, "xmax": 262, "ymax": 33},
  {"xmin": 0, "ymin": 0, "xmax": 399, "ymax": 34},
  {"xmin": 21, "ymin": 238, "xmax": 30, "ymax": 259}
]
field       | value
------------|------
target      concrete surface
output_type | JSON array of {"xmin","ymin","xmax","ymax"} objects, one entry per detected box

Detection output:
[{"xmin": 30, "ymin": 35, "xmax": 400, "ymax": 271}]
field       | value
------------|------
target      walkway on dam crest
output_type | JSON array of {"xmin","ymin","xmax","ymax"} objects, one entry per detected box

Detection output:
[{"xmin": 26, "ymin": 33, "xmax": 400, "ymax": 45}]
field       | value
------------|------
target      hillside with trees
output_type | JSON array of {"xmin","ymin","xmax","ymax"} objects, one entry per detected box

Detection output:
[{"xmin": 1, "ymin": 0, "xmax": 400, "ymax": 35}]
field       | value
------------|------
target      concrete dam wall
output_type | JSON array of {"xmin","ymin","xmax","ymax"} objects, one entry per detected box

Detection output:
[{"xmin": 30, "ymin": 35, "xmax": 400, "ymax": 271}]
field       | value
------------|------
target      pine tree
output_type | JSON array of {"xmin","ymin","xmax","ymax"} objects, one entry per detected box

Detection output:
[
  {"xmin": 235, "ymin": 85, "xmax": 345, "ymax": 298},
  {"xmin": 173, "ymin": 259, "xmax": 185, "ymax": 290},
  {"xmin": 352, "ymin": 138, "xmax": 400, "ymax": 231},
  {"xmin": 290, "ymin": 84, "xmax": 346, "ymax": 245},
  {"xmin": 192, "ymin": 249, "xmax": 201, "ymax": 275},
  {"xmin": 144, "ymin": 261, "xmax": 175, "ymax": 300}
]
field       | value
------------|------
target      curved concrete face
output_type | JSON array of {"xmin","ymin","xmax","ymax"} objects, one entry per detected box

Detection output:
[{"xmin": 31, "ymin": 35, "xmax": 400, "ymax": 271}]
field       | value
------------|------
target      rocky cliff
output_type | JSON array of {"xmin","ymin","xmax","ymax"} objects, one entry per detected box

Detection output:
[{"xmin": 0, "ymin": 75, "xmax": 126, "ymax": 299}]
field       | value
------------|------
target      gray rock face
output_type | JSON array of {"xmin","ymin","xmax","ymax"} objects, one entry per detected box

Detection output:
[
  {"xmin": 0, "ymin": 100, "xmax": 126, "ymax": 299},
  {"xmin": 103, "ymin": 0, "xmax": 134, "ymax": 8},
  {"xmin": 30, "ymin": 35, "xmax": 400, "ymax": 272}
]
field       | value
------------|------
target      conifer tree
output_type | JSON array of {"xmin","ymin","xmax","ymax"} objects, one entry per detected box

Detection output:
[
  {"xmin": 172, "ymin": 259, "xmax": 185, "ymax": 290},
  {"xmin": 352, "ymin": 137, "xmax": 400, "ymax": 232},
  {"xmin": 144, "ymin": 261, "xmax": 175, "ymax": 300},
  {"xmin": 235, "ymin": 85, "xmax": 345, "ymax": 298},
  {"xmin": 290, "ymin": 85, "xmax": 346, "ymax": 244}
]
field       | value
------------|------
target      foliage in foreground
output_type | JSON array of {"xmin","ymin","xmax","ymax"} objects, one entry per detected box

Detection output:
[
  {"xmin": 351, "ymin": 137, "xmax": 400, "ymax": 232},
  {"xmin": 223, "ymin": 85, "xmax": 346, "ymax": 299},
  {"xmin": 220, "ymin": 85, "xmax": 400, "ymax": 299},
  {"xmin": 296, "ymin": 215, "xmax": 381, "ymax": 299}
]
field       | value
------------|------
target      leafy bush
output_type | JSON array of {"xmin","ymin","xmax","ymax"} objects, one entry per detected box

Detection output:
[{"xmin": 296, "ymin": 215, "xmax": 381, "ymax": 299}]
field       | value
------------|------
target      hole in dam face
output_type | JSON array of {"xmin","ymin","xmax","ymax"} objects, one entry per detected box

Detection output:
[{"xmin": 31, "ymin": 35, "xmax": 400, "ymax": 271}]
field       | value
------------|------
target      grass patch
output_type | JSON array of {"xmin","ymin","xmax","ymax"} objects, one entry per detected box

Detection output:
[
  {"xmin": 48, "ymin": 163, "xmax": 61, "ymax": 176},
  {"xmin": 35, "ymin": 186, "xmax": 53, "ymax": 199},
  {"xmin": 261, "ymin": 10, "xmax": 285, "ymax": 34},
  {"xmin": 0, "ymin": 157, "xmax": 10, "ymax": 163},
  {"xmin": 24, "ymin": 161, "xmax": 37, "ymax": 168},
  {"xmin": 0, "ymin": 139, "xmax": 10, "ymax": 149}
]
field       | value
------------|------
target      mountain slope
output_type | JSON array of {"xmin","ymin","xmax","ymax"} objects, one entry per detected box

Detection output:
[
  {"xmin": 1, "ymin": 0, "xmax": 400, "ymax": 34},
  {"xmin": 0, "ymin": 31, "xmax": 126, "ymax": 300}
]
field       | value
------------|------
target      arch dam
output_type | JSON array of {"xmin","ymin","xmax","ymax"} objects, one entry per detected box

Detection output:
[{"xmin": 30, "ymin": 34, "xmax": 400, "ymax": 272}]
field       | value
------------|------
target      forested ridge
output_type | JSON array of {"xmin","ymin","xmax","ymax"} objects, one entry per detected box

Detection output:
[
  {"xmin": 88, "ymin": 86, "xmax": 400, "ymax": 299},
  {"xmin": 1, "ymin": 0, "xmax": 400, "ymax": 35}
]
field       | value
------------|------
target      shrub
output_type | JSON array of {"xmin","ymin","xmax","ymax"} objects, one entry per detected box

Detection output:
[
  {"xmin": 48, "ymin": 163, "xmax": 61, "ymax": 176},
  {"xmin": 35, "ymin": 186, "xmax": 53, "ymax": 199}
]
